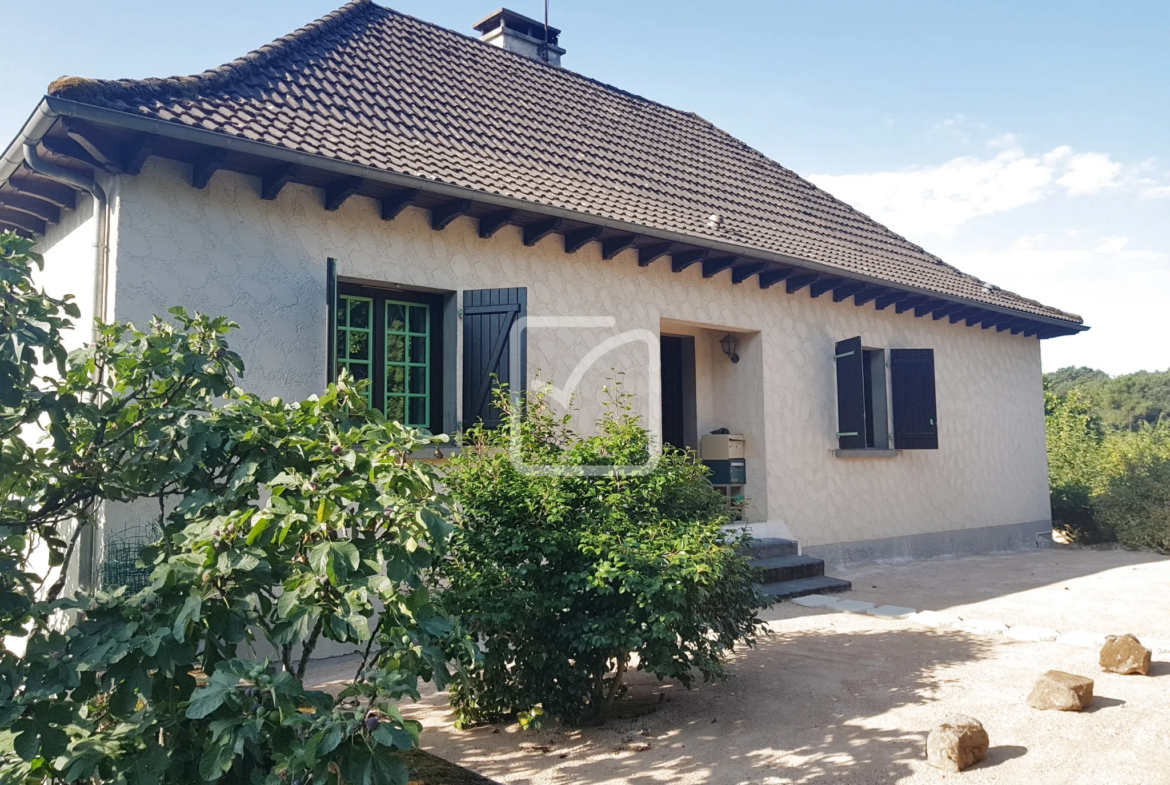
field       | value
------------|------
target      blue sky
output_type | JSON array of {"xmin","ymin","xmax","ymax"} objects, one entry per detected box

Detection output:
[{"xmin": 3, "ymin": 1, "xmax": 1167, "ymax": 374}]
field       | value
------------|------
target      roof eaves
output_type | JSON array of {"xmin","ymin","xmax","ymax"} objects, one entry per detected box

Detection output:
[{"xmin": 32, "ymin": 96, "xmax": 1087, "ymax": 331}]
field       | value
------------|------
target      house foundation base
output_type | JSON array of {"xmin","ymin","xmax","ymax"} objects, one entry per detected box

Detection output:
[{"xmin": 801, "ymin": 519, "xmax": 1054, "ymax": 570}]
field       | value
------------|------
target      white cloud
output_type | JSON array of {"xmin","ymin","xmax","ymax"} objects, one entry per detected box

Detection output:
[
  {"xmin": 944, "ymin": 236, "xmax": 1170, "ymax": 375},
  {"xmin": 809, "ymin": 140, "xmax": 1125, "ymax": 237},
  {"xmin": 1094, "ymin": 236, "xmax": 1128, "ymax": 254},
  {"xmin": 1139, "ymin": 180, "xmax": 1170, "ymax": 199},
  {"xmin": 1057, "ymin": 152, "xmax": 1122, "ymax": 195}
]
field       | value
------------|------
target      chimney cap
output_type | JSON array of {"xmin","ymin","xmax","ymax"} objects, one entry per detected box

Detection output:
[{"xmin": 473, "ymin": 8, "xmax": 561, "ymax": 44}]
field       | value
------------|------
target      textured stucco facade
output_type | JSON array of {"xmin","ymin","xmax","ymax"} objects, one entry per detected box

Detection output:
[{"xmin": 43, "ymin": 158, "xmax": 1052, "ymax": 560}]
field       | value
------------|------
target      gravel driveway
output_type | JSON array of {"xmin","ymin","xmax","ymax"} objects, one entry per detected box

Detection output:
[{"xmin": 308, "ymin": 548, "xmax": 1170, "ymax": 784}]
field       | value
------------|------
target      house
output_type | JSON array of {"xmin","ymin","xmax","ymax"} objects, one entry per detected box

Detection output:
[{"xmin": 0, "ymin": 1, "xmax": 1086, "ymax": 581}]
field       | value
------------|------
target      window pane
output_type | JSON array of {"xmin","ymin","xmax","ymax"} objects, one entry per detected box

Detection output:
[
  {"xmin": 386, "ymin": 333, "xmax": 405, "ymax": 363},
  {"xmin": 408, "ymin": 305, "xmax": 427, "ymax": 334},
  {"xmin": 347, "ymin": 331, "xmax": 369, "ymax": 360},
  {"xmin": 387, "ymin": 365, "xmax": 405, "ymax": 394},
  {"xmin": 408, "ymin": 334, "xmax": 427, "ymax": 364},
  {"xmin": 408, "ymin": 366, "xmax": 427, "ymax": 395},
  {"xmin": 408, "ymin": 396, "xmax": 427, "ymax": 426},
  {"xmin": 349, "ymin": 362, "xmax": 369, "ymax": 382},
  {"xmin": 386, "ymin": 303, "xmax": 406, "ymax": 333},
  {"xmin": 386, "ymin": 396, "xmax": 405, "ymax": 423},
  {"xmin": 349, "ymin": 299, "xmax": 370, "ymax": 329}
]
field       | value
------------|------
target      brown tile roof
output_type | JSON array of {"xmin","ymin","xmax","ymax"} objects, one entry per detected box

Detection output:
[{"xmin": 48, "ymin": 0, "xmax": 1081, "ymax": 325}]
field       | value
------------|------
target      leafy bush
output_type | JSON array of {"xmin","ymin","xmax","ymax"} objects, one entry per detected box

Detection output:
[
  {"xmin": 1091, "ymin": 420, "xmax": 1170, "ymax": 553},
  {"xmin": 0, "ymin": 231, "xmax": 461, "ymax": 785},
  {"xmin": 440, "ymin": 386, "xmax": 768, "ymax": 727},
  {"xmin": 1045, "ymin": 378, "xmax": 1170, "ymax": 552},
  {"xmin": 1045, "ymin": 388, "xmax": 1104, "ymax": 542}
]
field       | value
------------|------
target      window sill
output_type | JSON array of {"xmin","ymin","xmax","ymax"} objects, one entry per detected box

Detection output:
[{"xmin": 834, "ymin": 449, "xmax": 900, "ymax": 459}]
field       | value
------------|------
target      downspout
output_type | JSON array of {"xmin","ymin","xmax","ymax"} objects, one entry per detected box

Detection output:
[
  {"xmin": 22, "ymin": 142, "xmax": 110, "ymax": 590},
  {"xmin": 22, "ymin": 144, "xmax": 110, "ymax": 328}
]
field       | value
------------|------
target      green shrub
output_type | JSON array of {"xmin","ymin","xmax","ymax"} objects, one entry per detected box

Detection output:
[
  {"xmin": 1091, "ymin": 421, "xmax": 1170, "ymax": 553},
  {"xmin": 1050, "ymin": 484, "xmax": 1100, "ymax": 543},
  {"xmin": 1045, "ymin": 387, "xmax": 1106, "ymax": 541},
  {"xmin": 440, "ymin": 386, "xmax": 768, "ymax": 727},
  {"xmin": 0, "ymin": 231, "xmax": 460, "ymax": 785},
  {"xmin": 1093, "ymin": 456, "xmax": 1170, "ymax": 553}
]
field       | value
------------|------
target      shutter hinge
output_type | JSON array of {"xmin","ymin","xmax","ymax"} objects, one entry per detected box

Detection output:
[{"xmin": 834, "ymin": 351, "xmax": 856, "ymax": 359}]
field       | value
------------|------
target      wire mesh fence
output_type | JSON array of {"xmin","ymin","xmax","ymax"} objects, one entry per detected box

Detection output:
[{"xmin": 99, "ymin": 524, "xmax": 162, "ymax": 593}]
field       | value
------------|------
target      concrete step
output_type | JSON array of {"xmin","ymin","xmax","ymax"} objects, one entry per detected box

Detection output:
[
  {"xmin": 762, "ymin": 575, "xmax": 853, "ymax": 601},
  {"xmin": 751, "ymin": 554, "xmax": 826, "ymax": 584},
  {"xmin": 744, "ymin": 537, "xmax": 799, "ymax": 560}
]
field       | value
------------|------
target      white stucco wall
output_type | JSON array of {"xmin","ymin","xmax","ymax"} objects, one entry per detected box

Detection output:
[{"xmin": 99, "ymin": 158, "xmax": 1051, "ymax": 551}]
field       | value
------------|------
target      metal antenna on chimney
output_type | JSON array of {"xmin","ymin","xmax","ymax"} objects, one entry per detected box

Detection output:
[{"xmin": 538, "ymin": 0, "xmax": 551, "ymax": 62}]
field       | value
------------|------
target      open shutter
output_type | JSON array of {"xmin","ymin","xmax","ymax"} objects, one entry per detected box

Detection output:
[
  {"xmin": 326, "ymin": 257, "xmax": 338, "ymax": 386},
  {"xmin": 890, "ymin": 349, "xmax": 938, "ymax": 450},
  {"xmin": 835, "ymin": 336, "xmax": 866, "ymax": 450},
  {"xmin": 462, "ymin": 288, "xmax": 526, "ymax": 429}
]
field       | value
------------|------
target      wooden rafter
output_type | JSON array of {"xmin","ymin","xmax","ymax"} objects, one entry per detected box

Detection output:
[
  {"xmin": 671, "ymin": 249, "xmax": 708, "ymax": 272},
  {"xmin": 564, "ymin": 226, "xmax": 602, "ymax": 254},
  {"xmin": 10, "ymin": 176, "xmax": 77, "ymax": 210},
  {"xmin": 191, "ymin": 149, "xmax": 227, "ymax": 189},
  {"xmin": 478, "ymin": 208, "xmax": 515, "ymax": 238},
  {"xmin": 785, "ymin": 273, "xmax": 819, "ymax": 294},
  {"xmin": 731, "ymin": 261, "xmax": 766, "ymax": 284},
  {"xmin": 0, "ymin": 194, "xmax": 60, "ymax": 224},
  {"xmin": 759, "ymin": 267, "xmax": 796, "ymax": 289},
  {"xmin": 523, "ymin": 217, "xmax": 562, "ymax": 246},
  {"xmin": 809, "ymin": 278, "xmax": 841, "ymax": 298},
  {"xmin": 702, "ymin": 255, "xmax": 737, "ymax": 278},
  {"xmin": 430, "ymin": 198, "xmax": 471, "ymax": 230},
  {"xmin": 637, "ymin": 243, "xmax": 671, "ymax": 267},
  {"xmin": 261, "ymin": 163, "xmax": 296, "ymax": 201},
  {"xmin": 601, "ymin": 234, "xmax": 637, "ymax": 259}
]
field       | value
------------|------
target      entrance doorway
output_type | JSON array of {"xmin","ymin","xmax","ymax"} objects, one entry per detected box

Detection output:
[{"xmin": 660, "ymin": 334, "xmax": 697, "ymax": 450}]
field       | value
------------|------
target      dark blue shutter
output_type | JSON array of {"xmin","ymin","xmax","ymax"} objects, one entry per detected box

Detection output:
[
  {"xmin": 835, "ymin": 337, "xmax": 866, "ymax": 450},
  {"xmin": 462, "ymin": 288, "xmax": 526, "ymax": 429},
  {"xmin": 326, "ymin": 257, "xmax": 338, "ymax": 386},
  {"xmin": 891, "ymin": 349, "xmax": 938, "ymax": 450}
]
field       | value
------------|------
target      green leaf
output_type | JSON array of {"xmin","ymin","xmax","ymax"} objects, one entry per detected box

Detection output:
[
  {"xmin": 186, "ymin": 673, "xmax": 236, "ymax": 720},
  {"xmin": 198, "ymin": 739, "xmax": 234, "ymax": 781},
  {"xmin": 173, "ymin": 591, "xmax": 202, "ymax": 643}
]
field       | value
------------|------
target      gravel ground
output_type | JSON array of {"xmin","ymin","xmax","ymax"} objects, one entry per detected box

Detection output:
[{"xmin": 307, "ymin": 549, "xmax": 1170, "ymax": 784}]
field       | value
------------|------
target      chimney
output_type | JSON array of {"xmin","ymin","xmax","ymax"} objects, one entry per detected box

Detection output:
[{"xmin": 473, "ymin": 8, "xmax": 565, "ymax": 66}]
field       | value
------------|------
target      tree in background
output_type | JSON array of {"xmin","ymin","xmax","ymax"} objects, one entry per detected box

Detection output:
[
  {"xmin": 1045, "ymin": 365, "xmax": 1170, "ymax": 431},
  {"xmin": 1045, "ymin": 371, "xmax": 1170, "ymax": 553},
  {"xmin": 0, "ymin": 231, "xmax": 461, "ymax": 785},
  {"xmin": 441, "ymin": 385, "xmax": 768, "ymax": 728},
  {"xmin": 1044, "ymin": 386, "xmax": 1104, "ymax": 542}
]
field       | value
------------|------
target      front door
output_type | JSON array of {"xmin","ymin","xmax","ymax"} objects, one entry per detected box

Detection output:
[{"xmin": 660, "ymin": 335, "xmax": 696, "ymax": 451}]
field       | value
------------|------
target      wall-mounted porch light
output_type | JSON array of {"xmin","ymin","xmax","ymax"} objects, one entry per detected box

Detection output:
[{"xmin": 719, "ymin": 333, "xmax": 740, "ymax": 364}]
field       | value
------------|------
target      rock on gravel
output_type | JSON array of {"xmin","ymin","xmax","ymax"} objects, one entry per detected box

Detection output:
[
  {"xmin": 926, "ymin": 715, "xmax": 989, "ymax": 773},
  {"xmin": 1027, "ymin": 670, "xmax": 1094, "ymax": 711},
  {"xmin": 1099, "ymin": 634, "xmax": 1152, "ymax": 675}
]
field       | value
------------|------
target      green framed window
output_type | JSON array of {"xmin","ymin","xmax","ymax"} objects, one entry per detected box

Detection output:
[
  {"xmin": 332, "ymin": 284, "xmax": 444, "ymax": 431},
  {"xmin": 384, "ymin": 300, "xmax": 430, "ymax": 427},
  {"xmin": 336, "ymin": 295, "xmax": 374, "ymax": 407}
]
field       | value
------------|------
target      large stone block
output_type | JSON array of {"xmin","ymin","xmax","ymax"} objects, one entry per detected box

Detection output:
[
  {"xmin": 1026, "ymin": 670, "xmax": 1094, "ymax": 711},
  {"xmin": 1099, "ymin": 634, "xmax": 1152, "ymax": 675},
  {"xmin": 926, "ymin": 715, "xmax": 989, "ymax": 773}
]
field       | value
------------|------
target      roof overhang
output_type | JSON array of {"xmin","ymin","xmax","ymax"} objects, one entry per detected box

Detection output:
[{"xmin": 0, "ymin": 96, "xmax": 1088, "ymax": 339}]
